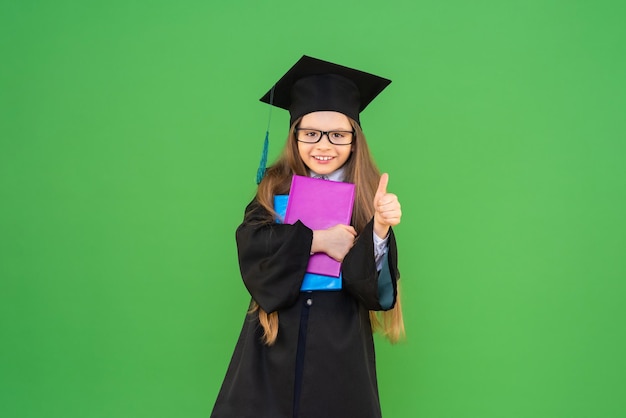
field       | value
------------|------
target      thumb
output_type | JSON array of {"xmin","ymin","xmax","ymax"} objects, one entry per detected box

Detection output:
[{"xmin": 376, "ymin": 173, "xmax": 389, "ymax": 199}]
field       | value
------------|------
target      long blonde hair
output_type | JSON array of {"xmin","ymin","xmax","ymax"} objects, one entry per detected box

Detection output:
[{"xmin": 250, "ymin": 116, "xmax": 405, "ymax": 345}]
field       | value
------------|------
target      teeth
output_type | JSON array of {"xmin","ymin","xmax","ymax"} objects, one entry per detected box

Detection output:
[{"xmin": 314, "ymin": 156, "xmax": 333, "ymax": 161}]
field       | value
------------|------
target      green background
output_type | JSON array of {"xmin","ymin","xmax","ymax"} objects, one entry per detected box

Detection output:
[{"xmin": 1, "ymin": 0, "xmax": 625, "ymax": 417}]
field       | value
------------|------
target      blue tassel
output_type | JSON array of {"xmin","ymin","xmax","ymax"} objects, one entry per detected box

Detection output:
[
  {"xmin": 257, "ymin": 85, "xmax": 274, "ymax": 184},
  {"xmin": 256, "ymin": 130, "xmax": 269, "ymax": 184}
]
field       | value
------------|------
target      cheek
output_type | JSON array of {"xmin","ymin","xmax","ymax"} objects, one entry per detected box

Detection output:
[
  {"xmin": 343, "ymin": 146, "xmax": 354, "ymax": 160},
  {"xmin": 297, "ymin": 143, "xmax": 309, "ymax": 160}
]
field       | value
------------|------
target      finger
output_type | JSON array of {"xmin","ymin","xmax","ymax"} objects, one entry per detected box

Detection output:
[
  {"xmin": 375, "ymin": 173, "xmax": 389, "ymax": 199},
  {"xmin": 378, "ymin": 205, "xmax": 401, "ymax": 218},
  {"xmin": 376, "ymin": 195, "xmax": 401, "ymax": 212},
  {"xmin": 379, "ymin": 211, "xmax": 402, "ymax": 225},
  {"xmin": 384, "ymin": 218, "xmax": 401, "ymax": 227},
  {"xmin": 377, "ymin": 194, "xmax": 398, "ymax": 208},
  {"xmin": 333, "ymin": 224, "xmax": 356, "ymax": 236},
  {"xmin": 342, "ymin": 225, "xmax": 358, "ymax": 236}
]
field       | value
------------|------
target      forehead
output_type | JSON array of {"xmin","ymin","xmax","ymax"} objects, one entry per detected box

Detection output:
[{"xmin": 300, "ymin": 111, "xmax": 351, "ymax": 127}]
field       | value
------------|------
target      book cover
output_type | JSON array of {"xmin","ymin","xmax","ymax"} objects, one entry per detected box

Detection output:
[
  {"xmin": 274, "ymin": 195, "xmax": 342, "ymax": 291},
  {"xmin": 284, "ymin": 175, "xmax": 356, "ymax": 277}
]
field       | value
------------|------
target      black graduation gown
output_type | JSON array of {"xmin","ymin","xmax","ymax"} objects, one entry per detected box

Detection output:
[{"xmin": 210, "ymin": 199, "xmax": 400, "ymax": 418}]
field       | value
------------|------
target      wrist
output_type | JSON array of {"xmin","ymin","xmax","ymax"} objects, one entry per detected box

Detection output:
[
  {"xmin": 373, "ymin": 222, "xmax": 390, "ymax": 240},
  {"xmin": 311, "ymin": 229, "xmax": 324, "ymax": 254}
]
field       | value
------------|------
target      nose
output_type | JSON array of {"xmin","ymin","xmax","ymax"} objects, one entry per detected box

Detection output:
[{"xmin": 315, "ymin": 133, "xmax": 333, "ymax": 148}]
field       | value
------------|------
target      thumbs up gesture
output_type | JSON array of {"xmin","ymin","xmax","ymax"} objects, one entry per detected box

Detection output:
[{"xmin": 373, "ymin": 173, "xmax": 402, "ymax": 238}]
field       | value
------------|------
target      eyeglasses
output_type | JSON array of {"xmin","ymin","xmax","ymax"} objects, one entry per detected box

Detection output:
[{"xmin": 295, "ymin": 128, "xmax": 354, "ymax": 145}]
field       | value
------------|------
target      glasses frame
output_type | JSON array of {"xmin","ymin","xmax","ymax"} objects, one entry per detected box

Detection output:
[{"xmin": 295, "ymin": 128, "xmax": 355, "ymax": 146}]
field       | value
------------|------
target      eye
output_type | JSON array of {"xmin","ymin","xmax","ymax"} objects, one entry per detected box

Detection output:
[
  {"xmin": 331, "ymin": 132, "xmax": 345, "ymax": 139},
  {"xmin": 304, "ymin": 130, "xmax": 318, "ymax": 137}
]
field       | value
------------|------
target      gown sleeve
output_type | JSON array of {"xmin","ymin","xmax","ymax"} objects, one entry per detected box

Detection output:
[
  {"xmin": 342, "ymin": 218, "xmax": 400, "ymax": 311},
  {"xmin": 235, "ymin": 199, "xmax": 313, "ymax": 313}
]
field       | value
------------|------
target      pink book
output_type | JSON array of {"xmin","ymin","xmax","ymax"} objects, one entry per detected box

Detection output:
[{"xmin": 284, "ymin": 175, "xmax": 356, "ymax": 277}]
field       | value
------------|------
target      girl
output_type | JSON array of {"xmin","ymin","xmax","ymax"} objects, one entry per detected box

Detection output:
[{"xmin": 211, "ymin": 55, "xmax": 404, "ymax": 418}]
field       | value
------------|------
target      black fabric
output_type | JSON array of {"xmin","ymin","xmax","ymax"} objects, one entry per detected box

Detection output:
[
  {"xmin": 210, "ymin": 199, "xmax": 400, "ymax": 418},
  {"xmin": 289, "ymin": 74, "xmax": 361, "ymax": 125},
  {"xmin": 293, "ymin": 296, "xmax": 311, "ymax": 418},
  {"xmin": 259, "ymin": 55, "xmax": 392, "ymax": 127}
]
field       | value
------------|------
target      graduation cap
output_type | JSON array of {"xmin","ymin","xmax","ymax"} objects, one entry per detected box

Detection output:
[
  {"xmin": 260, "ymin": 55, "xmax": 392, "ymax": 126},
  {"xmin": 256, "ymin": 55, "xmax": 391, "ymax": 184}
]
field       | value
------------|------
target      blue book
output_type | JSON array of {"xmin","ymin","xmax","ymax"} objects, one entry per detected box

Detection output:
[{"xmin": 274, "ymin": 195, "xmax": 342, "ymax": 291}]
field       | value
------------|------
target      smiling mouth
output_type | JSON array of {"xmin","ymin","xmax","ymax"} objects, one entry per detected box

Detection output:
[{"xmin": 314, "ymin": 156, "xmax": 334, "ymax": 161}]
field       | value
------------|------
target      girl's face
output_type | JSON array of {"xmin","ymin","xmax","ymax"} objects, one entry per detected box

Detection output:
[{"xmin": 297, "ymin": 111, "xmax": 353, "ymax": 175}]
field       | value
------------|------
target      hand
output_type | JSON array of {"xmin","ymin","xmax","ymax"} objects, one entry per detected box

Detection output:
[
  {"xmin": 373, "ymin": 173, "xmax": 402, "ymax": 238},
  {"xmin": 311, "ymin": 224, "xmax": 357, "ymax": 262}
]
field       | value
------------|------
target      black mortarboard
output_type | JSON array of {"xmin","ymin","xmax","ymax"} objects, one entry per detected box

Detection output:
[{"xmin": 260, "ymin": 55, "xmax": 392, "ymax": 126}]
